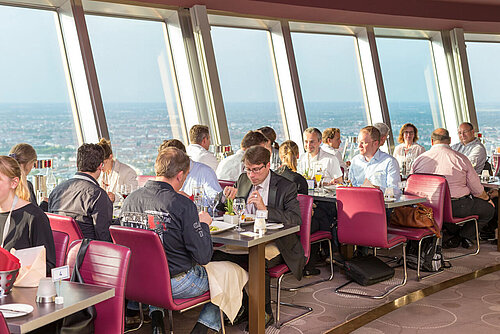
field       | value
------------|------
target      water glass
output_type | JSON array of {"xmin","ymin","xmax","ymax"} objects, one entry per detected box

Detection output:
[{"xmin": 233, "ymin": 198, "xmax": 246, "ymax": 232}]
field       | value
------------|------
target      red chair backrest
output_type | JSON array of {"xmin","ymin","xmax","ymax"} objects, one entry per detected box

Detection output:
[
  {"xmin": 137, "ymin": 175, "xmax": 155, "ymax": 187},
  {"xmin": 66, "ymin": 240, "xmax": 131, "ymax": 334},
  {"xmin": 441, "ymin": 179, "xmax": 457, "ymax": 222},
  {"xmin": 46, "ymin": 213, "xmax": 83, "ymax": 248},
  {"xmin": 0, "ymin": 313, "xmax": 10, "ymax": 334},
  {"xmin": 336, "ymin": 187, "xmax": 389, "ymax": 248},
  {"xmin": 297, "ymin": 194, "xmax": 313, "ymax": 261},
  {"xmin": 218, "ymin": 179, "xmax": 235, "ymax": 189},
  {"xmin": 52, "ymin": 230, "xmax": 69, "ymax": 268},
  {"xmin": 405, "ymin": 173, "xmax": 447, "ymax": 230}
]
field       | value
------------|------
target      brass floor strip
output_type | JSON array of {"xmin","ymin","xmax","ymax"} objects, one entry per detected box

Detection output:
[{"xmin": 323, "ymin": 262, "xmax": 500, "ymax": 334}]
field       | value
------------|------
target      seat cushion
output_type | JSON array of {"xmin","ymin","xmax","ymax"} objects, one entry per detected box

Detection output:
[
  {"xmin": 310, "ymin": 231, "xmax": 332, "ymax": 243},
  {"xmin": 448, "ymin": 215, "xmax": 478, "ymax": 224},
  {"xmin": 387, "ymin": 225, "xmax": 435, "ymax": 241},
  {"xmin": 172, "ymin": 291, "xmax": 211, "ymax": 311},
  {"xmin": 268, "ymin": 264, "xmax": 289, "ymax": 278},
  {"xmin": 386, "ymin": 234, "xmax": 407, "ymax": 248}
]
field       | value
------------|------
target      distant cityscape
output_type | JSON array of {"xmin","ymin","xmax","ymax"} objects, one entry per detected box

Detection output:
[{"xmin": 1, "ymin": 102, "xmax": 499, "ymax": 182}]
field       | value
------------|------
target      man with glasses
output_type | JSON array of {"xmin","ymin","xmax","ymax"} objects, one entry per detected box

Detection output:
[
  {"xmin": 452, "ymin": 122, "xmax": 487, "ymax": 174},
  {"xmin": 217, "ymin": 145, "xmax": 304, "ymax": 328},
  {"xmin": 350, "ymin": 126, "xmax": 401, "ymax": 195}
]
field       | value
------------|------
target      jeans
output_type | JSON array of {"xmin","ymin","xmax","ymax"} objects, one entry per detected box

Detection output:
[{"xmin": 150, "ymin": 265, "xmax": 221, "ymax": 332}]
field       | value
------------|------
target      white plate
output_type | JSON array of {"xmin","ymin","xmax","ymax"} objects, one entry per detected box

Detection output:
[
  {"xmin": 323, "ymin": 184, "xmax": 337, "ymax": 191},
  {"xmin": 0, "ymin": 303, "xmax": 34, "ymax": 318},
  {"xmin": 210, "ymin": 220, "xmax": 235, "ymax": 234},
  {"xmin": 266, "ymin": 223, "xmax": 284, "ymax": 230}
]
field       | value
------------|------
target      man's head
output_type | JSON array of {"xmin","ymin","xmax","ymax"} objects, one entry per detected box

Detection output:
[
  {"xmin": 155, "ymin": 147, "xmax": 190, "ymax": 191},
  {"xmin": 158, "ymin": 139, "xmax": 186, "ymax": 153},
  {"xmin": 77, "ymin": 144, "xmax": 105, "ymax": 175},
  {"xmin": 431, "ymin": 128, "xmax": 451, "ymax": 145},
  {"xmin": 242, "ymin": 146, "xmax": 271, "ymax": 186},
  {"xmin": 257, "ymin": 127, "xmax": 277, "ymax": 144},
  {"xmin": 457, "ymin": 122, "xmax": 475, "ymax": 145},
  {"xmin": 358, "ymin": 126, "xmax": 380, "ymax": 158},
  {"xmin": 303, "ymin": 127, "xmax": 322, "ymax": 155},
  {"xmin": 373, "ymin": 123, "xmax": 390, "ymax": 146},
  {"xmin": 322, "ymin": 128, "xmax": 341, "ymax": 149},
  {"xmin": 189, "ymin": 125, "xmax": 210, "ymax": 150},
  {"xmin": 241, "ymin": 131, "xmax": 271, "ymax": 152}
]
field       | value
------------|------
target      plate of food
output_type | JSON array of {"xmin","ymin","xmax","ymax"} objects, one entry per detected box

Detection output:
[
  {"xmin": 210, "ymin": 220, "xmax": 235, "ymax": 234},
  {"xmin": 240, "ymin": 214, "xmax": 255, "ymax": 225}
]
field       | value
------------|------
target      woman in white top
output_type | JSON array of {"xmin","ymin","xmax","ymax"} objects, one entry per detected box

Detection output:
[{"xmin": 393, "ymin": 123, "xmax": 425, "ymax": 174}]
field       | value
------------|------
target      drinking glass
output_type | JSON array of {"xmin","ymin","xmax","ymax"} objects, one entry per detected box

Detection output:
[
  {"xmin": 208, "ymin": 196, "xmax": 219, "ymax": 219},
  {"xmin": 119, "ymin": 184, "xmax": 130, "ymax": 199},
  {"xmin": 314, "ymin": 164, "xmax": 323, "ymax": 192},
  {"xmin": 233, "ymin": 198, "xmax": 246, "ymax": 232}
]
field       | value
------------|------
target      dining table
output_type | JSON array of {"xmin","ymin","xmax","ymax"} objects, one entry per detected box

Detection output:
[
  {"xmin": 1, "ymin": 281, "xmax": 114, "ymax": 333},
  {"xmin": 210, "ymin": 220, "xmax": 300, "ymax": 334},
  {"xmin": 481, "ymin": 178, "xmax": 500, "ymax": 251}
]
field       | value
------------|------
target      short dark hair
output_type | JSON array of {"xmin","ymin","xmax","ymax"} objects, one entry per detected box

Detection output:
[
  {"xmin": 243, "ymin": 145, "xmax": 271, "ymax": 166},
  {"xmin": 461, "ymin": 122, "xmax": 474, "ymax": 131},
  {"xmin": 304, "ymin": 127, "xmax": 322, "ymax": 141},
  {"xmin": 360, "ymin": 126, "xmax": 381, "ymax": 142},
  {"xmin": 189, "ymin": 125, "xmax": 209, "ymax": 144},
  {"xmin": 98, "ymin": 138, "xmax": 113, "ymax": 159},
  {"xmin": 241, "ymin": 131, "xmax": 269, "ymax": 150},
  {"xmin": 158, "ymin": 139, "xmax": 186, "ymax": 153},
  {"xmin": 77, "ymin": 144, "xmax": 105, "ymax": 172},
  {"xmin": 155, "ymin": 147, "xmax": 190, "ymax": 178}
]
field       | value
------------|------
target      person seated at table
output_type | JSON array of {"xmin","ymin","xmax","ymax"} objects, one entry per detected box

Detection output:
[
  {"xmin": 297, "ymin": 127, "xmax": 343, "ymax": 184},
  {"xmin": 451, "ymin": 122, "xmax": 487, "ymax": 174},
  {"xmin": 0, "ymin": 155, "xmax": 55, "ymax": 275},
  {"xmin": 8, "ymin": 143, "xmax": 48, "ymax": 211},
  {"xmin": 276, "ymin": 140, "xmax": 308, "ymax": 195},
  {"xmin": 122, "ymin": 147, "xmax": 222, "ymax": 334},
  {"xmin": 350, "ymin": 126, "xmax": 401, "ymax": 196},
  {"xmin": 411, "ymin": 128, "xmax": 494, "ymax": 248},
  {"xmin": 374, "ymin": 122, "xmax": 391, "ymax": 148},
  {"xmin": 48, "ymin": 144, "xmax": 113, "ymax": 242},
  {"xmin": 186, "ymin": 124, "xmax": 219, "ymax": 171},
  {"xmin": 215, "ymin": 145, "xmax": 305, "ymax": 328},
  {"xmin": 321, "ymin": 127, "xmax": 348, "ymax": 170},
  {"xmin": 258, "ymin": 126, "xmax": 281, "ymax": 169},
  {"xmin": 393, "ymin": 123, "xmax": 425, "ymax": 172},
  {"xmin": 216, "ymin": 130, "xmax": 271, "ymax": 182},
  {"xmin": 158, "ymin": 139, "xmax": 222, "ymax": 200},
  {"xmin": 97, "ymin": 138, "xmax": 138, "ymax": 203}
]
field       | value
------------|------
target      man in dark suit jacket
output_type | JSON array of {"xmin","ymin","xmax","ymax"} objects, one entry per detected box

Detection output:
[{"xmin": 216, "ymin": 145, "xmax": 305, "ymax": 327}]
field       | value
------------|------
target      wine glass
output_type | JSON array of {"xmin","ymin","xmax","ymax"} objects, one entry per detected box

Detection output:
[
  {"xmin": 208, "ymin": 195, "xmax": 219, "ymax": 219},
  {"xmin": 233, "ymin": 198, "xmax": 246, "ymax": 232},
  {"xmin": 314, "ymin": 164, "xmax": 323, "ymax": 193}
]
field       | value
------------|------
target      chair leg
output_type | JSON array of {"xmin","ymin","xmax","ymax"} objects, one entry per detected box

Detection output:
[
  {"xmin": 168, "ymin": 309, "xmax": 174, "ymax": 334},
  {"xmin": 416, "ymin": 236, "xmax": 444, "ymax": 281},
  {"xmin": 124, "ymin": 302, "xmax": 145, "ymax": 333},
  {"xmin": 219, "ymin": 310, "xmax": 225, "ymax": 334},
  {"xmin": 274, "ymin": 274, "xmax": 313, "ymax": 328},
  {"xmin": 445, "ymin": 219, "xmax": 480, "ymax": 260}
]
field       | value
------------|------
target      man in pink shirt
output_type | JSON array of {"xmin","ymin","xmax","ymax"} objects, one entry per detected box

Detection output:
[{"xmin": 411, "ymin": 128, "xmax": 494, "ymax": 248}]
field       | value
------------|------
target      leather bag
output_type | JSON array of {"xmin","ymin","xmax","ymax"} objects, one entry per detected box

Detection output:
[
  {"xmin": 344, "ymin": 255, "xmax": 395, "ymax": 286},
  {"xmin": 390, "ymin": 203, "xmax": 441, "ymax": 238}
]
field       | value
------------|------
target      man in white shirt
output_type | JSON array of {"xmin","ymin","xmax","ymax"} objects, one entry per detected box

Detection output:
[
  {"xmin": 321, "ymin": 127, "xmax": 348, "ymax": 170},
  {"xmin": 297, "ymin": 127, "xmax": 343, "ymax": 184},
  {"xmin": 451, "ymin": 122, "xmax": 487, "ymax": 174},
  {"xmin": 216, "ymin": 131, "xmax": 271, "ymax": 181},
  {"xmin": 186, "ymin": 125, "xmax": 219, "ymax": 171}
]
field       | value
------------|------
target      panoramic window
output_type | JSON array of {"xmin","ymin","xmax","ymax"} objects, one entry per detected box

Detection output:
[
  {"xmin": 376, "ymin": 37, "xmax": 443, "ymax": 150},
  {"xmin": 86, "ymin": 15, "xmax": 182, "ymax": 175},
  {"xmin": 211, "ymin": 26, "xmax": 286, "ymax": 149},
  {"xmin": 465, "ymin": 41, "xmax": 500, "ymax": 154},
  {"xmin": 0, "ymin": 5, "xmax": 78, "ymax": 181},
  {"xmin": 291, "ymin": 32, "xmax": 368, "ymax": 148}
]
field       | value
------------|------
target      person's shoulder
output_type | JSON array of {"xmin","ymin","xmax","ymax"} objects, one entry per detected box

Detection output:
[
  {"xmin": 450, "ymin": 142, "xmax": 461, "ymax": 150},
  {"xmin": 115, "ymin": 160, "xmax": 137, "ymax": 175},
  {"xmin": 271, "ymin": 171, "xmax": 296, "ymax": 188},
  {"xmin": 19, "ymin": 202, "xmax": 48, "ymax": 220}
]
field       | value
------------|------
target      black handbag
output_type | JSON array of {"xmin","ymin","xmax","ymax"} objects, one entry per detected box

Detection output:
[{"xmin": 343, "ymin": 255, "xmax": 395, "ymax": 286}]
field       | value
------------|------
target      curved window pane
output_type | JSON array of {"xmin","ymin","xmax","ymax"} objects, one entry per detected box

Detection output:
[
  {"xmin": 291, "ymin": 32, "xmax": 367, "ymax": 143},
  {"xmin": 86, "ymin": 15, "xmax": 182, "ymax": 175},
  {"xmin": 377, "ymin": 38, "xmax": 443, "ymax": 150},
  {"xmin": 466, "ymin": 41, "xmax": 500, "ymax": 153},
  {"xmin": 0, "ymin": 5, "xmax": 77, "ymax": 180},
  {"xmin": 211, "ymin": 26, "xmax": 286, "ymax": 149}
]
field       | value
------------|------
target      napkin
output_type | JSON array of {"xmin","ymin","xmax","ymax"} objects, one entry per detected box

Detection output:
[
  {"xmin": 0, "ymin": 247, "xmax": 20, "ymax": 271},
  {"xmin": 11, "ymin": 246, "xmax": 46, "ymax": 287}
]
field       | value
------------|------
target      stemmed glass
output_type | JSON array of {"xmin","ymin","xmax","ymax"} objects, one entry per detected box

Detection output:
[
  {"xmin": 314, "ymin": 164, "xmax": 324, "ymax": 193},
  {"xmin": 233, "ymin": 198, "xmax": 246, "ymax": 232},
  {"xmin": 209, "ymin": 195, "xmax": 219, "ymax": 219}
]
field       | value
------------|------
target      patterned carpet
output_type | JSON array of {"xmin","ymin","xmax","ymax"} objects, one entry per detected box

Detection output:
[{"xmin": 136, "ymin": 241, "xmax": 500, "ymax": 333}]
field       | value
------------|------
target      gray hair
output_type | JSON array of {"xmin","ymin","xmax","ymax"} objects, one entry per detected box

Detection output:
[{"xmin": 373, "ymin": 123, "xmax": 390, "ymax": 136}]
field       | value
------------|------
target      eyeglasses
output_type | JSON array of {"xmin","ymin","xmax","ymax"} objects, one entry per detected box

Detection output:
[
  {"xmin": 244, "ymin": 165, "xmax": 266, "ymax": 174},
  {"xmin": 403, "ymin": 131, "xmax": 414, "ymax": 135},
  {"xmin": 457, "ymin": 129, "xmax": 472, "ymax": 135},
  {"xmin": 359, "ymin": 141, "xmax": 374, "ymax": 146}
]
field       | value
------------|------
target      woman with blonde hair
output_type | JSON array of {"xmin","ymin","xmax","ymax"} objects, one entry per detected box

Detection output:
[
  {"xmin": 0, "ymin": 156, "xmax": 55, "ymax": 274},
  {"xmin": 276, "ymin": 140, "xmax": 307, "ymax": 195}
]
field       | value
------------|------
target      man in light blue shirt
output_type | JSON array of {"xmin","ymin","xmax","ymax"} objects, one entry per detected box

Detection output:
[{"xmin": 350, "ymin": 126, "xmax": 401, "ymax": 195}]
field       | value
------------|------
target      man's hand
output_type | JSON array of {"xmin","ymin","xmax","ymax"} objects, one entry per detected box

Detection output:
[
  {"xmin": 223, "ymin": 186, "xmax": 238, "ymax": 200},
  {"xmin": 488, "ymin": 189, "xmax": 499, "ymax": 199},
  {"xmin": 107, "ymin": 192, "xmax": 115, "ymax": 203},
  {"xmin": 477, "ymin": 190, "xmax": 490, "ymax": 201},
  {"xmin": 199, "ymin": 211, "xmax": 212, "ymax": 226},
  {"xmin": 247, "ymin": 190, "xmax": 266, "ymax": 211}
]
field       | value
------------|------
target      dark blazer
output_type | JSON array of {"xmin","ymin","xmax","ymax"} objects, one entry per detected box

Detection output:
[
  {"xmin": 275, "ymin": 166, "xmax": 308, "ymax": 195},
  {"xmin": 234, "ymin": 171, "xmax": 306, "ymax": 280}
]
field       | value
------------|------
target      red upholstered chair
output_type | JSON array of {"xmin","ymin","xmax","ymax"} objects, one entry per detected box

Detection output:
[
  {"xmin": 218, "ymin": 179, "xmax": 235, "ymax": 189},
  {"xmin": 336, "ymin": 187, "xmax": 407, "ymax": 299},
  {"xmin": 52, "ymin": 230, "xmax": 69, "ymax": 268},
  {"xmin": 268, "ymin": 194, "xmax": 314, "ymax": 328},
  {"xmin": 46, "ymin": 213, "xmax": 83, "ymax": 250},
  {"xmin": 66, "ymin": 240, "xmax": 131, "ymax": 334},
  {"xmin": 137, "ymin": 175, "xmax": 155, "ymax": 187},
  {"xmin": 387, "ymin": 173, "xmax": 446, "ymax": 280},
  {"xmin": 109, "ymin": 226, "xmax": 225, "ymax": 334},
  {"xmin": 0, "ymin": 313, "xmax": 10, "ymax": 334}
]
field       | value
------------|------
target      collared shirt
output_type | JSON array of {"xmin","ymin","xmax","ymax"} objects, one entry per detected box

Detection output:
[
  {"xmin": 98, "ymin": 159, "xmax": 138, "ymax": 194},
  {"xmin": 245, "ymin": 171, "xmax": 271, "ymax": 214},
  {"xmin": 181, "ymin": 160, "xmax": 222, "ymax": 200},
  {"xmin": 186, "ymin": 144, "xmax": 219, "ymax": 172},
  {"xmin": 48, "ymin": 172, "xmax": 113, "ymax": 241},
  {"xmin": 297, "ymin": 149, "xmax": 342, "ymax": 182},
  {"xmin": 216, "ymin": 149, "xmax": 245, "ymax": 181},
  {"xmin": 350, "ymin": 149, "xmax": 401, "ymax": 195},
  {"xmin": 321, "ymin": 144, "xmax": 348, "ymax": 170},
  {"xmin": 393, "ymin": 143, "xmax": 425, "ymax": 171},
  {"xmin": 451, "ymin": 138, "xmax": 487, "ymax": 174},
  {"xmin": 411, "ymin": 144, "xmax": 484, "ymax": 198}
]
